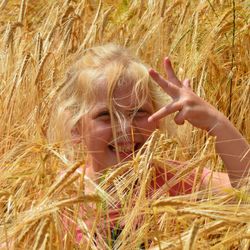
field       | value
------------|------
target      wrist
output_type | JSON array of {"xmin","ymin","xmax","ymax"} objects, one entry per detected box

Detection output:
[{"xmin": 207, "ymin": 113, "xmax": 230, "ymax": 137}]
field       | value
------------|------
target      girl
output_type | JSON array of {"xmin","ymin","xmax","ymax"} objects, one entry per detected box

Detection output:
[
  {"xmin": 49, "ymin": 43, "xmax": 249, "ymax": 189},
  {"xmin": 48, "ymin": 43, "xmax": 249, "ymax": 246}
]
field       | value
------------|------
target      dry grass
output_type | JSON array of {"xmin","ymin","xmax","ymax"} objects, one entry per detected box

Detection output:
[{"xmin": 0, "ymin": 0, "xmax": 249, "ymax": 249}]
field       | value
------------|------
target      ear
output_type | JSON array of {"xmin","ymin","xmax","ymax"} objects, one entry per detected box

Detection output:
[{"xmin": 71, "ymin": 125, "xmax": 82, "ymax": 144}]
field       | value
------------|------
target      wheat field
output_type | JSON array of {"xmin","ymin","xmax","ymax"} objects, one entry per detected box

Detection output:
[{"xmin": 0, "ymin": 0, "xmax": 250, "ymax": 249}]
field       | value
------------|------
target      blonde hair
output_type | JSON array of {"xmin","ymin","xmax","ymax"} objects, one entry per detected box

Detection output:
[{"xmin": 48, "ymin": 44, "xmax": 166, "ymax": 152}]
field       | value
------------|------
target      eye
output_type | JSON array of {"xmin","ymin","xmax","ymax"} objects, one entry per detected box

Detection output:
[
  {"xmin": 96, "ymin": 110, "xmax": 110, "ymax": 120},
  {"xmin": 133, "ymin": 109, "xmax": 149, "ymax": 118},
  {"xmin": 98, "ymin": 111, "xmax": 110, "ymax": 117}
]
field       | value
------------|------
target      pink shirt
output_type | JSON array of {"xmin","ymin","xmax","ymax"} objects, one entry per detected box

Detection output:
[{"xmin": 67, "ymin": 161, "xmax": 210, "ymax": 244}]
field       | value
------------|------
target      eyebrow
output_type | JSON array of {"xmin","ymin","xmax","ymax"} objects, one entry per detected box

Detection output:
[{"xmin": 93, "ymin": 102, "xmax": 152, "ymax": 115}]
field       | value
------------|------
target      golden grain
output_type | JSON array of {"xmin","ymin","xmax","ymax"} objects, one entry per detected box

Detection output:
[
  {"xmin": 0, "ymin": 0, "xmax": 249, "ymax": 248},
  {"xmin": 104, "ymin": 163, "xmax": 131, "ymax": 185},
  {"xmin": 46, "ymin": 161, "xmax": 84, "ymax": 197},
  {"xmin": 18, "ymin": 0, "xmax": 27, "ymax": 24},
  {"xmin": 33, "ymin": 218, "xmax": 50, "ymax": 250}
]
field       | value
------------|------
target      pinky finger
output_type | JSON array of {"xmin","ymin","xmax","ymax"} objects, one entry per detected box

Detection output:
[{"xmin": 148, "ymin": 101, "xmax": 182, "ymax": 122}]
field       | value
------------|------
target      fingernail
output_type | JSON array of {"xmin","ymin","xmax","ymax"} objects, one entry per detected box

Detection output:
[
  {"xmin": 148, "ymin": 117, "xmax": 153, "ymax": 122},
  {"xmin": 164, "ymin": 57, "xmax": 170, "ymax": 62},
  {"xmin": 149, "ymin": 69, "xmax": 157, "ymax": 76}
]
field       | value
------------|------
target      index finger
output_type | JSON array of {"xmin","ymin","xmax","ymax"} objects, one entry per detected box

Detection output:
[
  {"xmin": 149, "ymin": 68, "xmax": 180, "ymax": 98},
  {"xmin": 164, "ymin": 57, "xmax": 182, "ymax": 87}
]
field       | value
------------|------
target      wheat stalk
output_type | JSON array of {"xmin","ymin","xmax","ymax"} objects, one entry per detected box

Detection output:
[{"xmin": 0, "ymin": 1, "xmax": 249, "ymax": 249}]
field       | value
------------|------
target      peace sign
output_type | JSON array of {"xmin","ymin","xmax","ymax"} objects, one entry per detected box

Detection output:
[{"xmin": 148, "ymin": 58, "xmax": 222, "ymax": 132}]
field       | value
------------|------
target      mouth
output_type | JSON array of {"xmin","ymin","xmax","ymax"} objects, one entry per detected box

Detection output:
[{"xmin": 108, "ymin": 143, "xmax": 141, "ymax": 158}]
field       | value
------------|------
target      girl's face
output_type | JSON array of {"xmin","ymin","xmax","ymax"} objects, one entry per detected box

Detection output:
[{"xmin": 78, "ymin": 81, "xmax": 159, "ymax": 172}]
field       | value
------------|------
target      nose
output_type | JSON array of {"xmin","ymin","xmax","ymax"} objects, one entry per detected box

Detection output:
[{"xmin": 115, "ymin": 116, "xmax": 134, "ymax": 141}]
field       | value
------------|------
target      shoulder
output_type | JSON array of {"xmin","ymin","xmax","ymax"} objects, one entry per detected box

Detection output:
[{"xmin": 201, "ymin": 167, "xmax": 232, "ymax": 192}]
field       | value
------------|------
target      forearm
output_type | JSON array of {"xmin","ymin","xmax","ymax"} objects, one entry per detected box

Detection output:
[
  {"xmin": 147, "ymin": 59, "xmax": 250, "ymax": 187},
  {"xmin": 209, "ymin": 114, "xmax": 250, "ymax": 187}
]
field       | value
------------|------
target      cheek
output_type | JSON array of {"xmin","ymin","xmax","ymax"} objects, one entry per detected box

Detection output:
[
  {"xmin": 134, "ymin": 117, "xmax": 158, "ymax": 135},
  {"xmin": 85, "ymin": 122, "xmax": 112, "ymax": 147}
]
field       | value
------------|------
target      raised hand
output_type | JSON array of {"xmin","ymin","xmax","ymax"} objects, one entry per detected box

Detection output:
[
  {"xmin": 148, "ymin": 57, "xmax": 222, "ymax": 133},
  {"xmin": 148, "ymin": 58, "xmax": 250, "ymax": 186}
]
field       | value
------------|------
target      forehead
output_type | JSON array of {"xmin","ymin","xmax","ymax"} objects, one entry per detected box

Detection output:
[{"xmin": 95, "ymin": 80, "xmax": 136, "ymax": 104}]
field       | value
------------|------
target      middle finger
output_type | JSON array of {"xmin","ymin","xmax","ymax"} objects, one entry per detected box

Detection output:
[{"xmin": 149, "ymin": 68, "xmax": 180, "ymax": 98}]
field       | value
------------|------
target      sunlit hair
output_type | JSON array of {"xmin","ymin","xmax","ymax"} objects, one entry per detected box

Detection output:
[{"xmin": 48, "ymin": 44, "xmax": 167, "ymax": 154}]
